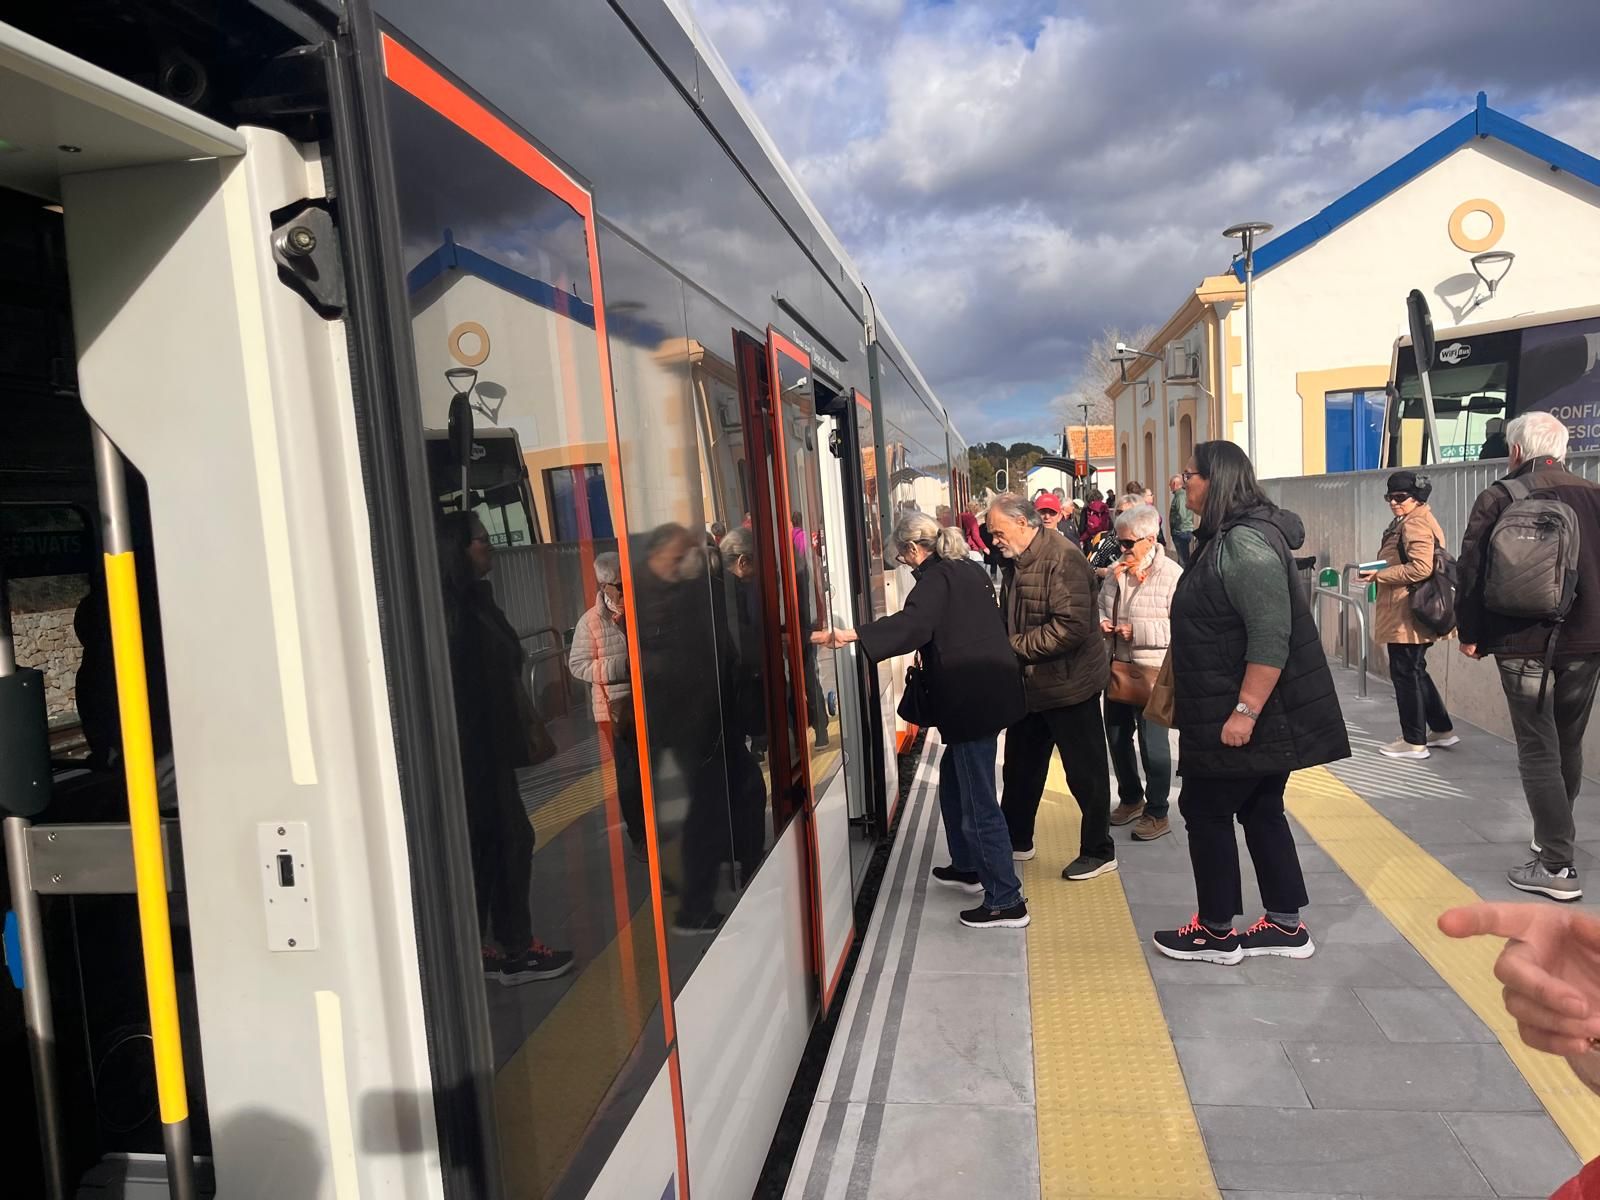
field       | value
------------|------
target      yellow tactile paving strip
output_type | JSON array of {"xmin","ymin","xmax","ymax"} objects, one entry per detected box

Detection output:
[
  {"xmin": 1026, "ymin": 758, "xmax": 1222, "ymax": 1200},
  {"xmin": 1287, "ymin": 765, "xmax": 1600, "ymax": 1159}
]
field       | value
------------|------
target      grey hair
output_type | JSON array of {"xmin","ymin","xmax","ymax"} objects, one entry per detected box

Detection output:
[
  {"xmin": 1507, "ymin": 411, "xmax": 1569, "ymax": 462},
  {"xmin": 1114, "ymin": 503, "xmax": 1161, "ymax": 541},
  {"xmin": 719, "ymin": 526, "xmax": 754, "ymax": 560},
  {"xmin": 987, "ymin": 492, "xmax": 1043, "ymax": 529},
  {"xmin": 594, "ymin": 550, "xmax": 621, "ymax": 585},
  {"xmin": 1117, "ymin": 492, "xmax": 1144, "ymax": 511},
  {"xmin": 893, "ymin": 510, "xmax": 969, "ymax": 561}
]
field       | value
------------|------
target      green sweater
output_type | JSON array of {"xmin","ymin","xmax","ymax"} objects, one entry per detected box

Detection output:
[
  {"xmin": 1169, "ymin": 491, "xmax": 1197, "ymax": 534},
  {"xmin": 1216, "ymin": 526, "xmax": 1291, "ymax": 669}
]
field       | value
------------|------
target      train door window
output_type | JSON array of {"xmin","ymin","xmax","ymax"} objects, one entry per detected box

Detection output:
[{"xmin": 383, "ymin": 41, "xmax": 666, "ymax": 1200}]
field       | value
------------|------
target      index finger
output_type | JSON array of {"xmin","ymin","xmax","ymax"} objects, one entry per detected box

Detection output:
[{"xmin": 1438, "ymin": 902, "xmax": 1546, "ymax": 942}]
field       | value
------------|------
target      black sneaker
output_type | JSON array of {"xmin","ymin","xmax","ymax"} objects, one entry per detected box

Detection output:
[
  {"xmin": 492, "ymin": 940, "xmax": 575, "ymax": 984},
  {"xmin": 931, "ymin": 864, "xmax": 984, "ymax": 894},
  {"xmin": 1152, "ymin": 916, "xmax": 1243, "ymax": 965},
  {"xmin": 1241, "ymin": 916, "xmax": 1316, "ymax": 960},
  {"xmin": 672, "ymin": 909, "xmax": 726, "ymax": 935},
  {"xmin": 959, "ymin": 901, "xmax": 1030, "ymax": 929},
  {"xmin": 1061, "ymin": 854, "xmax": 1118, "ymax": 881}
]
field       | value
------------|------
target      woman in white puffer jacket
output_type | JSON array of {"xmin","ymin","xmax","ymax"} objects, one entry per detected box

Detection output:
[
  {"xmin": 568, "ymin": 552, "xmax": 645, "ymax": 858},
  {"xmin": 1097, "ymin": 504, "xmax": 1183, "ymax": 843}
]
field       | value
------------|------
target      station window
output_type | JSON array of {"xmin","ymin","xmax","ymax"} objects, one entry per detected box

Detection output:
[{"xmin": 1324, "ymin": 389, "xmax": 1385, "ymax": 473}]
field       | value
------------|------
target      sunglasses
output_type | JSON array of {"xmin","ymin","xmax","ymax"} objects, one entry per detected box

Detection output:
[
  {"xmin": 1117, "ymin": 537, "xmax": 1143, "ymax": 550},
  {"xmin": 1385, "ymin": 493, "xmax": 1412, "ymax": 504}
]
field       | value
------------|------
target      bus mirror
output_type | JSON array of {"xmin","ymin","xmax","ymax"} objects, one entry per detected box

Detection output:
[
  {"xmin": 1407, "ymin": 289, "xmax": 1435, "ymax": 367},
  {"xmin": 447, "ymin": 392, "xmax": 474, "ymax": 468}
]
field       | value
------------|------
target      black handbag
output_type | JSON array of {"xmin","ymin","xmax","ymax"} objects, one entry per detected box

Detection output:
[
  {"xmin": 897, "ymin": 652, "xmax": 936, "ymax": 727},
  {"xmin": 1406, "ymin": 533, "xmax": 1459, "ymax": 636}
]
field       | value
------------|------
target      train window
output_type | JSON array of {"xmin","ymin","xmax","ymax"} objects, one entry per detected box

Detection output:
[{"xmin": 384, "ymin": 59, "xmax": 665, "ymax": 1200}]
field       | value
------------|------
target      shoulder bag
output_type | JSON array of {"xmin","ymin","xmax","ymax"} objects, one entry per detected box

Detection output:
[
  {"xmin": 896, "ymin": 651, "xmax": 936, "ymax": 727},
  {"xmin": 1105, "ymin": 577, "xmax": 1159, "ymax": 707}
]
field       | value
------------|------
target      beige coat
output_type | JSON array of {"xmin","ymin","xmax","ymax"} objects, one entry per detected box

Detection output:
[
  {"xmin": 1097, "ymin": 549, "xmax": 1182, "ymax": 668},
  {"xmin": 1372, "ymin": 503, "xmax": 1453, "ymax": 645}
]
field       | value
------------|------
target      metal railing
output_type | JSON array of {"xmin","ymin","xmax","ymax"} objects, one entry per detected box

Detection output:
[{"xmin": 1310, "ymin": 562, "xmax": 1370, "ymax": 698}]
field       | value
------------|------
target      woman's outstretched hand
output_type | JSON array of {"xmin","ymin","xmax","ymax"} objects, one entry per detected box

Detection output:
[
  {"xmin": 810, "ymin": 626, "xmax": 857, "ymax": 648},
  {"xmin": 1439, "ymin": 902, "xmax": 1600, "ymax": 1078}
]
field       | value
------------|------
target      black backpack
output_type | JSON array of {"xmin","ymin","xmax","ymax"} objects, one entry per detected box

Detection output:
[{"xmin": 1483, "ymin": 476, "xmax": 1582, "ymax": 705}]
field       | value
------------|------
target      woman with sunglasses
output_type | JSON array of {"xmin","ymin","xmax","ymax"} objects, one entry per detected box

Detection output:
[
  {"xmin": 1099, "ymin": 504, "xmax": 1182, "ymax": 841},
  {"xmin": 813, "ymin": 511, "xmax": 1028, "ymax": 928},
  {"xmin": 1151, "ymin": 442, "xmax": 1349, "ymax": 965},
  {"xmin": 1357, "ymin": 471, "xmax": 1457, "ymax": 760}
]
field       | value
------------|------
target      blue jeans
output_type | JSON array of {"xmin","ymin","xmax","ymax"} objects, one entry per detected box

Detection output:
[
  {"xmin": 1105, "ymin": 698, "xmax": 1171, "ymax": 818},
  {"xmin": 938, "ymin": 736, "xmax": 1023, "ymax": 909},
  {"xmin": 1174, "ymin": 531, "xmax": 1193, "ymax": 567}
]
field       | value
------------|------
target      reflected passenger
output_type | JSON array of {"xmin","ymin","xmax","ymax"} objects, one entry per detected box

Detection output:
[
  {"xmin": 717, "ymin": 527, "xmax": 771, "ymax": 882},
  {"xmin": 569, "ymin": 552, "xmax": 647, "ymax": 861},
  {"xmin": 438, "ymin": 513, "xmax": 573, "ymax": 983},
  {"xmin": 814, "ymin": 512, "xmax": 1029, "ymax": 928}
]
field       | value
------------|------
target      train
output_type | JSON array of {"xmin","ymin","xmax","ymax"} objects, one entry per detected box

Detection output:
[{"xmin": 0, "ymin": 2, "xmax": 971, "ymax": 1197}]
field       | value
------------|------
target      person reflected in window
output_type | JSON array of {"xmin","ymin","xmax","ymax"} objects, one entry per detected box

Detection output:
[
  {"xmin": 438, "ymin": 513, "xmax": 573, "ymax": 984},
  {"xmin": 717, "ymin": 526, "xmax": 771, "ymax": 882},
  {"xmin": 1479, "ymin": 417, "xmax": 1509, "ymax": 460},
  {"xmin": 634, "ymin": 523, "xmax": 731, "ymax": 935},
  {"xmin": 569, "ymin": 552, "xmax": 646, "ymax": 862},
  {"xmin": 790, "ymin": 510, "xmax": 830, "ymax": 749}
]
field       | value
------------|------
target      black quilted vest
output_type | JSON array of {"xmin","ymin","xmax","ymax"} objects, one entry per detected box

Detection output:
[{"xmin": 1172, "ymin": 508, "xmax": 1351, "ymax": 778}]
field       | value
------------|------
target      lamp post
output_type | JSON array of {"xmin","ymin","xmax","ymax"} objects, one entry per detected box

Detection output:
[
  {"xmin": 1078, "ymin": 402, "xmax": 1091, "ymax": 500},
  {"xmin": 1224, "ymin": 221, "xmax": 1273, "ymax": 465}
]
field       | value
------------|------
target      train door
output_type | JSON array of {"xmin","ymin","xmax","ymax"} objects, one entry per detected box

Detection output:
[{"xmin": 750, "ymin": 330, "xmax": 855, "ymax": 1014}]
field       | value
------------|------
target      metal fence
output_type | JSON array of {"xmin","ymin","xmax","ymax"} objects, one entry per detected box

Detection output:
[{"xmin": 1262, "ymin": 453, "xmax": 1600, "ymax": 748}]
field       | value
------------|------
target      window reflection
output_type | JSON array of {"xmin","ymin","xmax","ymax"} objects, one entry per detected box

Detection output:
[{"xmin": 386, "ymin": 79, "xmax": 663, "ymax": 1200}]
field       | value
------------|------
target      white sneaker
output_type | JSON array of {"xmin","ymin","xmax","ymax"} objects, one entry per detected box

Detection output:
[
  {"xmin": 1379, "ymin": 739, "xmax": 1430, "ymax": 760},
  {"xmin": 1427, "ymin": 733, "xmax": 1460, "ymax": 749},
  {"xmin": 1012, "ymin": 845, "xmax": 1037, "ymax": 861}
]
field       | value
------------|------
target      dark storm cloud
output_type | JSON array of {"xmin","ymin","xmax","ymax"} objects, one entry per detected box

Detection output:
[{"xmin": 686, "ymin": 0, "xmax": 1600, "ymax": 441}]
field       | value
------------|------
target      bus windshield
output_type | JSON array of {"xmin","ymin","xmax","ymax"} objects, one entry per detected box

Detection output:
[{"xmin": 1388, "ymin": 314, "xmax": 1600, "ymax": 466}]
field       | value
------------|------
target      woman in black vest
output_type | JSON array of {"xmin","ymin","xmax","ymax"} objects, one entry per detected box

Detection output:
[
  {"xmin": 815, "ymin": 511, "xmax": 1029, "ymax": 929},
  {"xmin": 1152, "ymin": 441, "xmax": 1350, "ymax": 965}
]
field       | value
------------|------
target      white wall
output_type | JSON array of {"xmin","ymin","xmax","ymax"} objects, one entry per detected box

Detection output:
[{"xmin": 1250, "ymin": 139, "xmax": 1600, "ymax": 479}]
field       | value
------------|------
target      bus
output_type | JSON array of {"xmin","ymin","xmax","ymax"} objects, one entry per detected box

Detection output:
[
  {"xmin": 0, "ymin": 4, "xmax": 968, "ymax": 1198},
  {"xmin": 1384, "ymin": 303, "xmax": 1600, "ymax": 467}
]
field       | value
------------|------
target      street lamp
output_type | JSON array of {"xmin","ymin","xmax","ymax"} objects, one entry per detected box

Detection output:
[
  {"xmin": 1078, "ymin": 401, "xmax": 1091, "ymax": 501},
  {"xmin": 1224, "ymin": 220, "xmax": 1273, "ymax": 465},
  {"xmin": 1464, "ymin": 250, "xmax": 1515, "ymax": 316}
]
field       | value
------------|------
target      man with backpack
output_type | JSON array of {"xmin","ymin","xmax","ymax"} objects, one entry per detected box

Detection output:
[{"xmin": 1458, "ymin": 412, "xmax": 1600, "ymax": 902}]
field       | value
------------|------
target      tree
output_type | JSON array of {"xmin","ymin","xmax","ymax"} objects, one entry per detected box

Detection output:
[
  {"xmin": 1053, "ymin": 324, "xmax": 1160, "ymax": 427},
  {"xmin": 969, "ymin": 455, "xmax": 996, "ymax": 496}
]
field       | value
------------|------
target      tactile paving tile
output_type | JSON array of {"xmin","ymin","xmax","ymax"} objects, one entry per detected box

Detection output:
[
  {"xmin": 1028, "ymin": 780, "xmax": 1221, "ymax": 1200},
  {"xmin": 1288, "ymin": 766, "xmax": 1600, "ymax": 1160}
]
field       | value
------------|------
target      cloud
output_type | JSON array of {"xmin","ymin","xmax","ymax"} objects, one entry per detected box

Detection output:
[{"xmin": 685, "ymin": 0, "xmax": 1600, "ymax": 444}]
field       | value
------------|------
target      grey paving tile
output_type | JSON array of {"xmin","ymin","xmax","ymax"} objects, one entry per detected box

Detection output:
[
  {"xmin": 1244, "ymin": 941, "xmax": 1447, "ymax": 989},
  {"xmin": 1284, "ymin": 1042, "xmax": 1540, "ymax": 1111},
  {"xmin": 1306, "ymin": 904, "xmax": 1403, "ymax": 944},
  {"xmin": 1353, "ymin": 986, "xmax": 1495, "ymax": 1043},
  {"xmin": 1444, "ymin": 1112, "xmax": 1584, "ymax": 1199},
  {"xmin": 883, "ymin": 971, "xmax": 1032, "ymax": 1105},
  {"xmin": 1145, "ymin": 948, "xmax": 1254, "ymax": 986},
  {"xmin": 1432, "ymin": 842, "xmax": 1538, "ymax": 871},
  {"xmin": 1173, "ymin": 1038, "xmax": 1310, "ymax": 1107},
  {"xmin": 1458, "ymin": 815, "xmax": 1540, "ymax": 845},
  {"xmin": 860, "ymin": 1102, "xmax": 1038, "ymax": 1199},
  {"xmin": 1197, "ymin": 1107, "xmax": 1493, "ymax": 1195},
  {"xmin": 1157, "ymin": 985, "xmax": 1387, "ymax": 1042},
  {"xmin": 1386, "ymin": 815, "xmax": 1491, "ymax": 844},
  {"xmin": 911, "ymin": 910, "xmax": 1026, "ymax": 975}
]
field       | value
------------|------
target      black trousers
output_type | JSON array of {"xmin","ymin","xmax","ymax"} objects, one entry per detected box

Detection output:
[
  {"xmin": 463, "ymin": 761, "xmax": 535, "ymax": 949},
  {"xmin": 1387, "ymin": 643, "xmax": 1453, "ymax": 746},
  {"xmin": 1001, "ymin": 697, "xmax": 1115, "ymax": 861},
  {"xmin": 1180, "ymin": 772, "xmax": 1308, "ymax": 925}
]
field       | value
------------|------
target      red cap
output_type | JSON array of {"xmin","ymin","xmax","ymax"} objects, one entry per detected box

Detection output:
[{"xmin": 1034, "ymin": 493, "xmax": 1062, "ymax": 514}]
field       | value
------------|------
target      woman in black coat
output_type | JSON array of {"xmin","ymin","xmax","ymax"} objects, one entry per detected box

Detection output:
[{"xmin": 815, "ymin": 512, "xmax": 1029, "ymax": 929}]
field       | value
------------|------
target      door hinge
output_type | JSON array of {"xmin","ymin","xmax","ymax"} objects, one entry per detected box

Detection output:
[{"xmin": 271, "ymin": 202, "xmax": 345, "ymax": 317}]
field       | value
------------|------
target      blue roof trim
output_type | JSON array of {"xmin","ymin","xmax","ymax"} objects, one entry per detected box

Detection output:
[
  {"xmin": 1233, "ymin": 93, "xmax": 1600, "ymax": 281},
  {"xmin": 407, "ymin": 229, "xmax": 596, "ymax": 329}
]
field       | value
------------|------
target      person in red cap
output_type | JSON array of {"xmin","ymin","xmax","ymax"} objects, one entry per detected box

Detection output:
[{"xmin": 1034, "ymin": 491, "xmax": 1067, "ymax": 538}]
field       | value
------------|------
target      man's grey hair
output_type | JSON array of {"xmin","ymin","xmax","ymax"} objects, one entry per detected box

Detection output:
[
  {"xmin": 1114, "ymin": 503, "xmax": 1162, "ymax": 541},
  {"xmin": 594, "ymin": 550, "xmax": 621, "ymax": 585},
  {"xmin": 1507, "ymin": 411, "xmax": 1569, "ymax": 462},
  {"xmin": 719, "ymin": 527, "xmax": 754, "ymax": 560},
  {"xmin": 987, "ymin": 493, "xmax": 1042, "ymax": 528},
  {"xmin": 1117, "ymin": 492, "xmax": 1144, "ymax": 512}
]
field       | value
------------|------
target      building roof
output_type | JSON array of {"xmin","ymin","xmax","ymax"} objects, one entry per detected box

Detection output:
[
  {"xmin": 1235, "ymin": 92, "xmax": 1600, "ymax": 281},
  {"xmin": 1065, "ymin": 425, "xmax": 1117, "ymax": 460}
]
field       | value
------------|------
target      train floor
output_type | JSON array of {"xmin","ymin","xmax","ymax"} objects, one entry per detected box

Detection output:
[{"xmin": 783, "ymin": 664, "xmax": 1600, "ymax": 1200}]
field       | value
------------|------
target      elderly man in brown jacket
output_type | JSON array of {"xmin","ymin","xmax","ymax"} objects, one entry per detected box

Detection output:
[{"xmin": 987, "ymin": 494, "xmax": 1116, "ymax": 881}]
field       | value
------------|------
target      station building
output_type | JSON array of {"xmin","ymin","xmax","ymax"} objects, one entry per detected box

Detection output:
[{"xmin": 1112, "ymin": 93, "xmax": 1600, "ymax": 485}]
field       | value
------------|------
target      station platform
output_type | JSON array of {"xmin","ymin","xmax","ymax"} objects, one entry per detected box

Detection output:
[{"xmin": 784, "ymin": 665, "xmax": 1600, "ymax": 1200}]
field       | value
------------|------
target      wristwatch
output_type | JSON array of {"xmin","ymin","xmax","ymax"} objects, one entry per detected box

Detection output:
[{"xmin": 1233, "ymin": 702, "xmax": 1260, "ymax": 722}]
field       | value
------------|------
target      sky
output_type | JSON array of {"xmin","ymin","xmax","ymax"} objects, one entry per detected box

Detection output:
[{"xmin": 682, "ymin": 0, "xmax": 1600, "ymax": 448}]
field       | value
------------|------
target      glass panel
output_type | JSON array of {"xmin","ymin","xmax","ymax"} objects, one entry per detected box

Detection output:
[
  {"xmin": 1518, "ymin": 316, "xmax": 1600, "ymax": 454},
  {"xmin": 385, "ymin": 80, "xmax": 664, "ymax": 1200},
  {"xmin": 772, "ymin": 347, "xmax": 840, "ymax": 798},
  {"xmin": 1393, "ymin": 334, "xmax": 1515, "ymax": 463}
]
